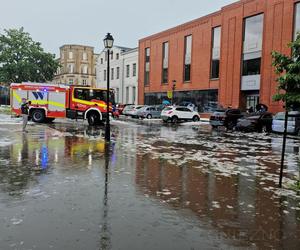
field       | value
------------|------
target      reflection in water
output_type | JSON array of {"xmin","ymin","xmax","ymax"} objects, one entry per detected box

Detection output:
[
  {"xmin": 135, "ymin": 153, "xmax": 300, "ymax": 249},
  {"xmin": 100, "ymin": 143, "xmax": 112, "ymax": 250},
  {"xmin": 0, "ymin": 121, "xmax": 300, "ymax": 249}
]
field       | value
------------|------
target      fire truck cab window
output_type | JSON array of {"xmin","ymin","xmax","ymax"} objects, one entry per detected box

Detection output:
[
  {"xmin": 74, "ymin": 88, "xmax": 115, "ymax": 104},
  {"xmin": 74, "ymin": 88, "xmax": 90, "ymax": 101}
]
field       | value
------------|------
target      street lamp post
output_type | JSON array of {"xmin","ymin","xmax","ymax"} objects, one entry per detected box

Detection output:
[
  {"xmin": 103, "ymin": 33, "xmax": 114, "ymax": 142},
  {"xmin": 172, "ymin": 80, "xmax": 176, "ymax": 105}
]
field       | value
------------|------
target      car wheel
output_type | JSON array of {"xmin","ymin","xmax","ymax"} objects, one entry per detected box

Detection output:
[
  {"xmin": 262, "ymin": 125, "xmax": 268, "ymax": 133},
  {"xmin": 32, "ymin": 109, "xmax": 45, "ymax": 123},
  {"xmin": 171, "ymin": 116, "xmax": 178, "ymax": 124},
  {"xmin": 192, "ymin": 115, "xmax": 200, "ymax": 122},
  {"xmin": 226, "ymin": 121, "xmax": 235, "ymax": 131},
  {"xmin": 147, "ymin": 114, "xmax": 152, "ymax": 119},
  {"xmin": 87, "ymin": 112, "xmax": 100, "ymax": 126}
]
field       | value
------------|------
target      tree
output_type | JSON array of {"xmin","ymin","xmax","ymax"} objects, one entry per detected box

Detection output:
[
  {"xmin": 0, "ymin": 27, "xmax": 59, "ymax": 83},
  {"xmin": 272, "ymin": 33, "xmax": 300, "ymax": 188}
]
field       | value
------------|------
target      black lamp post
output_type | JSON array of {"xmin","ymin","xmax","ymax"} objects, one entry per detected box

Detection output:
[
  {"xmin": 103, "ymin": 33, "xmax": 114, "ymax": 142},
  {"xmin": 172, "ymin": 80, "xmax": 176, "ymax": 105}
]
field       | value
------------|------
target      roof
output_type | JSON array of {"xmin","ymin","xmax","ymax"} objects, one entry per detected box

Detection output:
[
  {"xmin": 59, "ymin": 44, "xmax": 94, "ymax": 50},
  {"xmin": 121, "ymin": 47, "xmax": 138, "ymax": 55}
]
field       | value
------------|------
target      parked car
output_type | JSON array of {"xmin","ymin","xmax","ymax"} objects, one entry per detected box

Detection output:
[
  {"xmin": 210, "ymin": 109, "xmax": 243, "ymax": 129},
  {"xmin": 122, "ymin": 105, "xmax": 135, "ymax": 116},
  {"xmin": 129, "ymin": 105, "xmax": 145, "ymax": 118},
  {"xmin": 161, "ymin": 106, "xmax": 200, "ymax": 123},
  {"xmin": 178, "ymin": 101, "xmax": 197, "ymax": 111},
  {"xmin": 137, "ymin": 105, "xmax": 163, "ymax": 119},
  {"xmin": 272, "ymin": 111, "xmax": 300, "ymax": 135},
  {"xmin": 235, "ymin": 112, "xmax": 273, "ymax": 132},
  {"xmin": 117, "ymin": 104, "xmax": 133, "ymax": 115}
]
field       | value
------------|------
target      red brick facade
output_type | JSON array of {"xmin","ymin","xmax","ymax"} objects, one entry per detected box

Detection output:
[{"xmin": 138, "ymin": 0, "xmax": 300, "ymax": 113}]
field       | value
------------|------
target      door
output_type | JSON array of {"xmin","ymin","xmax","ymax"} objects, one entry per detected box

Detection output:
[
  {"xmin": 48, "ymin": 92, "xmax": 66, "ymax": 112},
  {"xmin": 246, "ymin": 95, "xmax": 259, "ymax": 111},
  {"xmin": 181, "ymin": 107, "xmax": 193, "ymax": 119}
]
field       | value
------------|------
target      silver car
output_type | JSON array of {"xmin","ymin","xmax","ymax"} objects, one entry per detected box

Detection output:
[
  {"xmin": 129, "ymin": 105, "xmax": 145, "ymax": 118},
  {"xmin": 122, "ymin": 105, "xmax": 134, "ymax": 116},
  {"xmin": 272, "ymin": 111, "xmax": 300, "ymax": 135},
  {"xmin": 137, "ymin": 105, "xmax": 163, "ymax": 119}
]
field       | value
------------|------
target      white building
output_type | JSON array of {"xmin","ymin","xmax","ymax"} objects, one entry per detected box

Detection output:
[{"xmin": 96, "ymin": 46, "xmax": 138, "ymax": 105}]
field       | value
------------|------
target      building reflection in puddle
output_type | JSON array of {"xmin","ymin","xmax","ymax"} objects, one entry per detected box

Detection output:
[{"xmin": 135, "ymin": 153, "xmax": 300, "ymax": 249}]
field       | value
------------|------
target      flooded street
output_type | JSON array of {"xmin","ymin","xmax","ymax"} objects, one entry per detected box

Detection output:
[{"xmin": 0, "ymin": 116, "xmax": 300, "ymax": 249}]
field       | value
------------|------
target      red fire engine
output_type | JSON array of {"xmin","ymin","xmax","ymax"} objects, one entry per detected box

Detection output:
[{"xmin": 10, "ymin": 83, "xmax": 115, "ymax": 125}]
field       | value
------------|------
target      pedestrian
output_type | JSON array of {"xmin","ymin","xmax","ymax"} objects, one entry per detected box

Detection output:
[{"xmin": 20, "ymin": 98, "xmax": 30, "ymax": 132}]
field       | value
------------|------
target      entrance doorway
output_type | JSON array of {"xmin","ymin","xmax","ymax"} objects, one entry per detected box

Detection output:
[{"xmin": 246, "ymin": 95, "xmax": 259, "ymax": 111}]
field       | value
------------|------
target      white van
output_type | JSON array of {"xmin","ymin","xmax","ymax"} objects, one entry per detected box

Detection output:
[{"xmin": 272, "ymin": 111, "xmax": 300, "ymax": 135}]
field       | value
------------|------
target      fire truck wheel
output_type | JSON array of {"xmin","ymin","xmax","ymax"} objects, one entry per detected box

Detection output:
[
  {"xmin": 32, "ymin": 109, "xmax": 45, "ymax": 123},
  {"xmin": 87, "ymin": 112, "xmax": 100, "ymax": 126}
]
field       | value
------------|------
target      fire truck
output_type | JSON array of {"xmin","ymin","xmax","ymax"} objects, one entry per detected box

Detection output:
[{"xmin": 10, "ymin": 83, "xmax": 115, "ymax": 126}]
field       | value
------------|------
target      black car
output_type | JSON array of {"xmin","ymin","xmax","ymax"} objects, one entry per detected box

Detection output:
[
  {"xmin": 210, "ymin": 109, "xmax": 243, "ymax": 129},
  {"xmin": 235, "ymin": 112, "xmax": 273, "ymax": 132}
]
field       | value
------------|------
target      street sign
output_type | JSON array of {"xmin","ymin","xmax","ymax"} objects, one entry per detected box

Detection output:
[{"xmin": 167, "ymin": 91, "xmax": 173, "ymax": 99}]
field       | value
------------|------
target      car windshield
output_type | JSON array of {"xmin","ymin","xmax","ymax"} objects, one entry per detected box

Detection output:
[
  {"xmin": 274, "ymin": 112, "xmax": 296, "ymax": 121},
  {"xmin": 163, "ymin": 107, "xmax": 173, "ymax": 111},
  {"xmin": 124, "ymin": 105, "xmax": 133, "ymax": 110}
]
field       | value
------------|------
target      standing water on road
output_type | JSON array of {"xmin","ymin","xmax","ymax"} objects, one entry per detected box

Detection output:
[{"xmin": 0, "ymin": 117, "xmax": 300, "ymax": 249}]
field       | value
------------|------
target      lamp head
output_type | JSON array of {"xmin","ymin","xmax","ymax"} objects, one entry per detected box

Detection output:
[{"xmin": 103, "ymin": 33, "xmax": 114, "ymax": 49}]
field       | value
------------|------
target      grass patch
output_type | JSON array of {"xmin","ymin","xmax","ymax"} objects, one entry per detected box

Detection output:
[
  {"xmin": 289, "ymin": 180, "xmax": 300, "ymax": 192},
  {"xmin": 0, "ymin": 105, "xmax": 11, "ymax": 115}
]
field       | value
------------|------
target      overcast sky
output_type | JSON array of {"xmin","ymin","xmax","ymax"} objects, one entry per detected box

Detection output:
[{"xmin": 0, "ymin": 0, "xmax": 236, "ymax": 56}]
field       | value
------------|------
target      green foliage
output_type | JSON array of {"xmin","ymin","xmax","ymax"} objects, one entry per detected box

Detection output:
[
  {"xmin": 0, "ymin": 27, "xmax": 59, "ymax": 83},
  {"xmin": 272, "ymin": 33, "xmax": 300, "ymax": 108}
]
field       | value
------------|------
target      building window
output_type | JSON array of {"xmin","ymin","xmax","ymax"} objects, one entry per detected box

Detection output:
[
  {"xmin": 243, "ymin": 14, "xmax": 264, "ymax": 54},
  {"xmin": 111, "ymin": 68, "xmax": 114, "ymax": 80},
  {"xmin": 132, "ymin": 63, "xmax": 137, "ymax": 77},
  {"xmin": 242, "ymin": 14, "xmax": 264, "ymax": 76},
  {"xmin": 82, "ymin": 79, "xmax": 87, "ymax": 85},
  {"xmin": 104, "ymin": 70, "xmax": 106, "ymax": 81},
  {"xmin": 68, "ymin": 64, "xmax": 74, "ymax": 73},
  {"xmin": 243, "ymin": 58, "xmax": 261, "ymax": 76},
  {"xmin": 211, "ymin": 27, "xmax": 221, "ymax": 79},
  {"xmin": 294, "ymin": 3, "xmax": 300, "ymax": 40},
  {"xmin": 184, "ymin": 35, "xmax": 192, "ymax": 82},
  {"xmin": 162, "ymin": 42, "xmax": 169, "ymax": 84},
  {"xmin": 126, "ymin": 65, "xmax": 130, "ymax": 78},
  {"xmin": 83, "ymin": 52, "xmax": 87, "ymax": 60},
  {"xmin": 101, "ymin": 58, "xmax": 103, "ymax": 64},
  {"xmin": 82, "ymin": 65, "xmax": 88, "ymax": 74},
  {"xmin": 144, "ymin": 48, "xmax": 150, "ymax": 85},
  {"xmin": 69, "ymin": 79, "xmax": 73, "ymax": 85},
  {"xmin": 69, "ymin": 51, "xmax": 73, "ymax": 59},
  {"xmin": 61, "ymin": 52, "xmax": 64, "ymax": 60},
  {"xmin": 116, "ymin": 53, "xmax": 119, "ymax": 60},
  {"xmin": 116, "ymin": 88, "xmax": 119, "ymax": 103},
  {"xmin": 116, "ymin": 67, "xmax": 120, "ymax": 79},
  {"xmin": 111, "ymin": 51, "xmax": 114, "ymax": 60},
  {"xmin": 126, "ymin": 86, "xmax": 129, "ymax": 104},
  {"xmin": 132, "ymin": 86, "xmax": 136, "ymax": 104}
]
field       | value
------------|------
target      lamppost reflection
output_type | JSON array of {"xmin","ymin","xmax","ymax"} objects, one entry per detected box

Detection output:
[{"xmin": 100, "ymin": 143, "xmax": 112, "ymax": 249}]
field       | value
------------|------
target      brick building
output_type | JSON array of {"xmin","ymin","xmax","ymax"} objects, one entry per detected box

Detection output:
[{"xmin": 138, "ymin": 0, "xmax": 300, "ymax": 113}]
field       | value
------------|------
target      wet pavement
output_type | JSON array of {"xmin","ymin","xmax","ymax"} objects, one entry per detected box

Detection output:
[{"xmin": 0, "ymin": 116, "xmax": 300, "ymax": 249}]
